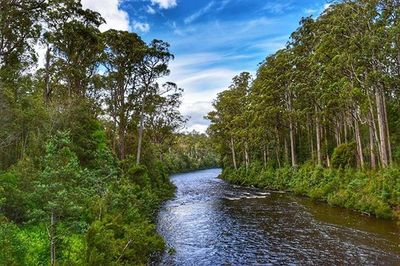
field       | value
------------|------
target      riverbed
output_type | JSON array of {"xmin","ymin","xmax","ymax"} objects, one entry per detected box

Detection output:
[{"xmin": 157, "ymin": 168, "xmax": 400, "ymax": 265}]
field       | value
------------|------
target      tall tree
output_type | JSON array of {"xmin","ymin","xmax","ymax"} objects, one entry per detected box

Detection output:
[
  {"xmin": 102, "ymin": 30, "xmax": 146, "ymax": 160},
  {"xmin": 136, "ymin": 40, "xmax": 173, "ymax": 165}
]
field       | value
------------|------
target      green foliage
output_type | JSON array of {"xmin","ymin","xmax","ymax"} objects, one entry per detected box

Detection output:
[
  {"xmin": 0, "ymin": 218, "xmax": 27, "ymax": 266},
  {"xmin": 0, "ymin": 0, "xmax": 201, "ymax": 264},
  {"xmin": 0, "ymin": 157, "xmax": 38, "ymax": 223},
  {"xmin": 84, "ymin": 159, "xmax": 174, "ymax": 265},
  {"xmin": 86, "ymin": 215, "xmax": 164, "ymax": 265},
  {"xmin": 163, "ymin": 132, "xmax": 219, "ymax": 173},
  {"xmin": 331, "ymin": 142, "xmax": 357, "ymax": 169},
  {"xmin": 222, "ymin": 165, "xmax": 400, "ymax": 220}
]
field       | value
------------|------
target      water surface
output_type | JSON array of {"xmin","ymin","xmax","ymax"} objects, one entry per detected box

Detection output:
[{"xmin": 157, "ymin": 169, "xmax": 400, "ymax": 265}]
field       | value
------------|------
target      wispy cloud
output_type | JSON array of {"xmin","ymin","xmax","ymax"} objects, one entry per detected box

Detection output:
[
  {"xmin": 121, "ymin": 0, "xmax": 329, "ymax": 132},
  {"xmin": 146, "ymin": 5, "xmax": 156, "ymax": 14},
  {"xmin": 160, "ymin": 52, "xmax": 255, "ymax": 131},
  {"xmin": 262, "ymin": 1, "xmax": 294, "ymax": 14},
  {"xmin": 304, "ymin": 8, "xmax": 318, "ymax": 14},
  {"xmin": 168, "ymin": 17, "xmax": 279, "ymax": 55},
  {"xmin": 184, "ymin": 1, "xmax": 215, "ymax": 24},
  {"xmin": 216, "ymin": 0, "xmax": 232, "ymax": 11}
]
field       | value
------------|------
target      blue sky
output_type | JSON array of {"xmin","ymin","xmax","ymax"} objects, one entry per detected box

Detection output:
[{"xmin": 82, "ymin": 0, "xmax": 330, "ymax": 132}]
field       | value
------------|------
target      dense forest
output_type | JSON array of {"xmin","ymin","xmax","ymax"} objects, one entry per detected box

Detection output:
[
  {"xmin": 207, "ymin": 0, "xmax": 400, "ymax": 220},
  {"xmin": 0, "ymin": 0, "xmax": 217, "ymax": 265}
]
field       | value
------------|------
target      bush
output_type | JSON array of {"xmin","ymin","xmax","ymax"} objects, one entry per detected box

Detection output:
[
  {"xmin": 0, "ymin": 218, "xmax": 26, "ymax": 265},
  {"xmin": 331, "ymin": 142, "xmax": 357, "ymax": 169},
  {"xmin": 86, "ymin": 215, "xmax": 164, "ymax": 265}
]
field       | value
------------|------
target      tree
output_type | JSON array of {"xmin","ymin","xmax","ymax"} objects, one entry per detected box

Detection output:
[
  {"xmin": 136, "ymin": 40, "xmax": 174, "ymax": 165},
  {"xmin": 208, "ymin": 0, "xmax": 400, "ymax": 171},
  {"xmin": 33, "ymin": 132, "xmax": 86, "ymax": 266},
  {"xmin": 102, "ymin": 30, "xmax": 146, "ymax": 160},
  {"xmin": 207, "ymin": 72, "xmax": 251, "ymax": 169}
]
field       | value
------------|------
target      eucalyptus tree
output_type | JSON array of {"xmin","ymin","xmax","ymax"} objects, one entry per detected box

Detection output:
[
  {"xmin": 46, "ymin": 17, "xmax": 104, "ymax": 98},
  {"xmin": 136, "ymin": 40, "xmax": 174, "ymax": 165},
  {"xmin": 0, "ymin": 0, "xmax": 42, "ymax": 70},
  {"xmin": 208, "ymin": 0, "xmax": 400, "ymax": 171},
  {"xmin": 101, "ymin": 30, "xmax": 146, "ymax": 160},
  {"xmin": 207, "ymin": 72, "xmax": 251, "ymax": 169},
  {"xmin": 145, "ymin": 82, "xmax": 186, "ymax": 160},
  {"xmin": 0, "ymin": 0, "xmax": 45, "ymax": 168},
  {"xmin": 39, "ymin": 0, "xmax": 104, "ymax": 102}
]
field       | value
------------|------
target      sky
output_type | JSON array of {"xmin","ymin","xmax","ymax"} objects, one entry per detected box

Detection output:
[{"xmin": 81, "ymin": 0, "xmax": 330, "ymax": 133}]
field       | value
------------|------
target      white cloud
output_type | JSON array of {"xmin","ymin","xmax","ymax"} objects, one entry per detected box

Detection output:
[
  {"xmin": 186, "ymin": 124, "xmax": 209, "ymax": 133},
  {"xmin": 151, "ymin": 0, "xmax": 177, "ymax": 9},
  {"xmin": 133, "ymin": 21, "xmax": 150, "ymax": 33},
  {"xmin": 184, "ymin": 1, "xmax": 215, "ymax": 24},
  {"xmin": 160, "ymin": 53, "xmax": 254, "ymax": 133},
  {"xmin": 81, "ymin": 0, "xmax": 129, "ymax": 32},
  {"xmin": 263, "ymin": 2, "xmax": 294, "ymax": 14},
  {"xmin": 304, "ymin": 8, "xmax": 317, "ymax": 14},
  {"xmin": 216, "ymin": 0, "xmax": 232, "ymax": 11},
  {"xmin": 156, "ymin": 17, "xmax": 289, "ymax": 132},
  {"xmin": 146, "ymin": 5, "xmax": 156, "ymax": 14}
]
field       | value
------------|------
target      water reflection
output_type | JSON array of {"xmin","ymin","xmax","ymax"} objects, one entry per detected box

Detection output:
[{"xmin": 157, "ymin": 169, "xmax": 400, "ymax": 265}]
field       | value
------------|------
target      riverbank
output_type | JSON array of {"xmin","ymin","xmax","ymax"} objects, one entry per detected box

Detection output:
[
  {"xmin": 0, "ymin": 133, "xmax": 218, "ymax": 265},
  {"xmin": 221, "ymin": 164, "xmax": 400, "ymax": 221},
  {"xmin": 157, "ymin": 168, "xmax": 400, "ymax": 264}
]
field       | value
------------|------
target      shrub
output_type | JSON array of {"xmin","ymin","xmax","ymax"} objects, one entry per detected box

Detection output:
[{"xmin": 331, "ymin": 142, "xmax": 357, "ymax": 169}]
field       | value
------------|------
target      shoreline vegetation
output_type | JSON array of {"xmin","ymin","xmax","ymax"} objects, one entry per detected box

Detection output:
[
  {"xmin": 0, "ymin": 131, "xmax": 218, "ymax": 265},
  {"xmin": 221, "ymin": 165, "xmax": 400, "ymax": 220},
  {"xmin": 207, "ymin": 0, "xmax": 400, "ymax": 222},
  {"xmin": 0, "ymin": 1, "xmax": 218, "ymax": 265}
]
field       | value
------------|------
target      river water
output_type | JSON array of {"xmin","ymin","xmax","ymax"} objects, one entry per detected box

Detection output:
[{"xmin": 157, "ymin": 168, "xmax": 400, "ymax": 265}]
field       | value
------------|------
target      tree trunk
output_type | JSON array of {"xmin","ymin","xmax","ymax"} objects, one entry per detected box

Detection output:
[
  {"xmin": 308, "ymin": 117, "xmax": 314, "ymax": 161},
  {"xmin": 284, "ymin": 137, "xmax": 289, "ymax": 166},
  {"xmin": 368, "ymin": 96, "xmax": 381, "ymax": 167},
  {"xmin": 118, "ymin": 126, "xmax": 126, "ymax": 160},
  {"xmin": 263, "ymin": 145, "xmax": 267, "ymax": 168},
  {"xmin": 244, "ymin": 141, "xmax": 249, "ymax": 169},
  {"xmin": 324, "ymin": 127, "xmax": 331, "ymax": 168},
  {"xmin": 44, "ymin": 45, "xmax": 52, "ymax": 103},
  {"xmin": 382, "ymin": 92, "xmax": 392, "ymax": 164},
  {"xmin": 275, "ymin": 126, "xmax": 281, "ymax": 168},
  {"xmin": 375, "ymin": 87, "xmax": 389, "ymax": 167},
  {"xmin": 315, "ymin": 106, "xmax": 322, "ymax": 165},
  {"xmin": 136, "ymin": 93, "xmax": 147, "ymax": 165},
  {"xmin": 136, "ymin": 110, "xmax": 145, "ymax": 165},
  {"xmin": 369, "ymin": 123, "xmax": 376, "ymax": 169},
  {"xmin": 288, "ymin": 98, "xmax": 296, "ymax": 167},
  {"xmin": 230, "ymin": 137, "xmax": 237, "ymax": 170},
  {"xmin": 354, "ymin": 114, "xmax": 364, "ymax": 169},
  {"xmin": 289, "ymin": 122, "xmax": 297, "ymax": 167},
  {"xmin": 50, "ymin": 210, "xmax": 56, "ymax": 266},
  {"xmin": 335, "ymin": 118, "xmax": 342, "ymax": 146}
]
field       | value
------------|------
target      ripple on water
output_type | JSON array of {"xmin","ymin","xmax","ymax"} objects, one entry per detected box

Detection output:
[{"xmin": 157, "ymin": 168, "xmax": 400, "ymax": 265}]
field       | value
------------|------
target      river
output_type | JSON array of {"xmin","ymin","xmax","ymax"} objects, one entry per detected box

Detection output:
[{"xmin": 157, "ymin": 168, "xmax": 400, "ymax": 265}]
